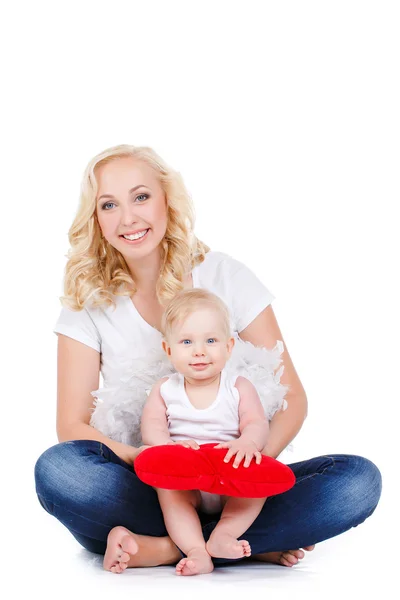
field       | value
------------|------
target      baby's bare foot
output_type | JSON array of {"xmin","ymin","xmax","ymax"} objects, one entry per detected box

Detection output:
[
  {"xmin": 175, "ymin": 547, "xmax": 214, "ymax": 576},
  {"xmin": 206, "ymin": 532, "xmax": 251, "ymax": 559},
  {"xmin": 103, "ymin": 526, "xmax": 139, "ymax": 573},
  {"xmin": 253, "ymin": 544, "xmax": 316, "ymax": 567}
]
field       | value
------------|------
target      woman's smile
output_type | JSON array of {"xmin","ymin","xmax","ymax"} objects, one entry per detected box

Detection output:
[{"xmin": 119, "ymin": 228, "xmax": 150, "ymax": 244}]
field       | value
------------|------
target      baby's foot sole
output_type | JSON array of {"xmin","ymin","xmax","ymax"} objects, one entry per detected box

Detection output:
[
  {"xmin": 253, "ymin": 545, "xmax": 316, "ymax": 567},
  {"xmin": 206, "ymin": 535, "xmax": 251, "ymax": 559},
  {"xmin": 175, "ymin": 551, "xmax": 214, "ymax": 576},
  {"xmin": 103, "ymin": 526, "xmax": 139, "ymax": 573}
]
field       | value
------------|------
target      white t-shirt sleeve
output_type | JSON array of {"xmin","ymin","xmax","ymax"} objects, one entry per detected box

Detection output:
[
  {"xmin": 223, "ymin": 255, "xmax": 276, "ymax": 333},
  {"xmin": 53, "ymin": 306, "xmax": 101, "ymax": 353}
]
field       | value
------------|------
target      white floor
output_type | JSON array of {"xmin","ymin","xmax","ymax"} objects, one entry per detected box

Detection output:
[{"xmin": 17, "ymin": 486, "xmax": 390, "ymax": 600}]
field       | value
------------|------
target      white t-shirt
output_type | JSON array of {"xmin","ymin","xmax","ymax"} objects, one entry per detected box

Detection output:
[{"xmin": 53, "ymin": 251, "xmax": 275, "ymax": 386}]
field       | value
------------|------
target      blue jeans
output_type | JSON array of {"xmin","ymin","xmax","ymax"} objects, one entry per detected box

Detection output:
[{"xmin": 34, "ymin": 440, "xmax": 382, "ymax": 565}]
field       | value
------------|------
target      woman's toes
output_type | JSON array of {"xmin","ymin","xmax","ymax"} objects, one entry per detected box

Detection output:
[
  {"xmin": 111, "ymin": 564, "xmax": 122, "ymax": 574},
  {"xmin": 282, "ymin": 552, "xmax": 298, "ymax": 565},
  {"xmin": 280, "ymin": 554, "xmax": 294, "ymax": 567},
  {"xmin": 119, "ymin": 551, "xmax": 130, "ymax": 563},
  {"xmin": 252, "ymin": 544, "xmax": 316, "ymax": 567}
]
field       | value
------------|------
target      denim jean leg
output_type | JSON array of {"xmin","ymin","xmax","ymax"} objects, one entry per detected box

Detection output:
[
  {"xmin": 201, "ymin": 453, "xmax": 382, "ymax": 566},
  {"xmin": 35, "ymin": 444, "xmax": 382, "ymax": 566},
  {"xmin": 34, "ymin": 440, "xmax": 170, "ymax": 554}
]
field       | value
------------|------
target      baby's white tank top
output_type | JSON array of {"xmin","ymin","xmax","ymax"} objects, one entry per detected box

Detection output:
[{"xmin": 160, "ymin": 368, "xmax": 241, "ymax": 445}]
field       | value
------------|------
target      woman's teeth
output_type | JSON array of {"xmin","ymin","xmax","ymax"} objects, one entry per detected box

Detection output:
[{"xmin": 122, "ymin": 229, "xmax": 148, "ymax": 240}]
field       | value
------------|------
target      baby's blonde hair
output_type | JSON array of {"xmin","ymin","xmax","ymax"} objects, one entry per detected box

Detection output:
[
  {"xmin": 61, "ymin": 144, "xmax": 210, "ymax": 310},
  {"xmin": 161, "ymin": 288, "xmax": 232, "ymax": 341}
]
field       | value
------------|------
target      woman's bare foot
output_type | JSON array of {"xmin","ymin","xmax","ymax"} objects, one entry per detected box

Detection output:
[
  {"xmin": 175, "ymin": 547, "xmax": 214, "ymax": 576},
  {"xmin": 103, "ymin": 526, "xmax": 139, "ymax": 573},
  {"xmin": 253, "ymin": 544, "xmax": 315, "ymax": 567},
  {"xmin": 103, "ymin": 526, "xmax": 182, "ymax": 573},
  {"xmin": 206, "ymin": 532, "xmax": 251, "ymax": 559}
]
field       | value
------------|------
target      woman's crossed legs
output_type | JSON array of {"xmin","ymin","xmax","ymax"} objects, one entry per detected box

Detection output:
[{"xmin": 34, "ymin": 440, "xmax": 382, "ymax": 574}]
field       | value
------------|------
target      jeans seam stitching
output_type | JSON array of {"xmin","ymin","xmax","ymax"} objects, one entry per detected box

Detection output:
[{"xmin": 296, "ymin": 455, "xmax": 335, "ymax": 483}]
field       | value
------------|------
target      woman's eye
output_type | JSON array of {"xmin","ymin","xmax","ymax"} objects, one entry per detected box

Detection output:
[
  {"xmin": 101, "ymin": 194, "xmax": 148, "ymax": 210},
  {"xmin": 102, "ymin": 202, "xmax": 115, "ymax": 210}
]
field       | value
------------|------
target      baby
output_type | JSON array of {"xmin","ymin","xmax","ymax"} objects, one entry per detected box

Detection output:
[{"xmin": 141, "ymin": 288, "xmax": 269, "ymax": 576}]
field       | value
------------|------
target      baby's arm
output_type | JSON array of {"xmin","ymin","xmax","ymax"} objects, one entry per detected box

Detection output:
[
  {"xmin": 214, "ymin": 376, "xmax": 269, "ymax": 467},
  {"xmin": 141, "ymin": 377, "xmax": 172, "ymax": 446}
]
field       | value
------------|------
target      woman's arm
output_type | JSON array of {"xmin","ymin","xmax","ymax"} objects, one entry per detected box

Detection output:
[
  {"xmin": 239, "ymin": 305, "xmax": 308, "ymax": 458},
  {"xmin": 236, "ymin": 376, "xmax": 270, "ymax": 450},
  {"xmin": 56, "ymin": 334, "xmax": 144, "ymax": 464},
  {"xmin": 141, "ymin": 379, "xmax": 172, "ymax": 446}
]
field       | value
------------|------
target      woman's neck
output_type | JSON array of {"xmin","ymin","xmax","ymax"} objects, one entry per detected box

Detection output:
[
  {"xmin": 126, "ymin": 249, "xmax": 193, "ymax": 296},
  {"xmin": 126, "ymin": 249, "xmax": 162, "ymax": 295}
]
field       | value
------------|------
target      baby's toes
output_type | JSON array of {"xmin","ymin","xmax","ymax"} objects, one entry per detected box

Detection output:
[
  {"xmin": 239, "ymin": 540, "xmax": 251, "ymax": 557},
  {"xmin": 175, "ymin": 558, "xmax": 186, "ymax": 575}
]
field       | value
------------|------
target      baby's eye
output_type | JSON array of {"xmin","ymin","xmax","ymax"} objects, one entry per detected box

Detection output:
[
  {"xmin": 207, "ymin": 338, "xmax": 216, "ymax": 344},
  {"xmin": 182, "ymin": 339, "xmax": 191, "ymax": 345}
]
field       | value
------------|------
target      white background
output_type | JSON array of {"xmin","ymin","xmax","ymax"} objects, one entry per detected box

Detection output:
[{"xmin": 1, "ymin": 1, "xmax": 398, "ymax": 598}]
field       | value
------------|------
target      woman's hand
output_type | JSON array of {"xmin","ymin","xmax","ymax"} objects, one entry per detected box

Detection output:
[
  {"xmin": 168, "ymin": 439, "xmax": 200, "ymax": 450},
  {"xmin": 214, "ymin": 439, "xmax": 262, "ymax": 468}
]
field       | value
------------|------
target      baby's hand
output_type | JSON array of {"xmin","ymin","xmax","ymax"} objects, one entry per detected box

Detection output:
[
  {"xmin": 168, "ymin": 439, "xmax": 200, "ymax": 450},
  {"xmin": 214, "ymin": 440, "xmax": 262, "ymax": 468}
]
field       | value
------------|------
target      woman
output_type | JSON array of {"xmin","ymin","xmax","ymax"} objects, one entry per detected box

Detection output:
[{"xmin": 34, "ymin": 144, "xmax": 382, "ymax": 574}]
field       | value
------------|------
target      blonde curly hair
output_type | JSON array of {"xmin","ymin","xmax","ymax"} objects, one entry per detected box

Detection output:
[{"xmin": 61, "ymin": 144, "xmax": 210, "ymax": 310}]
